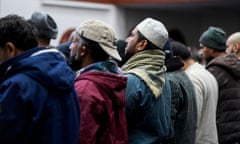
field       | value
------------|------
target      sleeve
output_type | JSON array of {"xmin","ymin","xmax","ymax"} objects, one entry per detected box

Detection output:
[
  {"xmin": 125, "ymin": 74, "xmax": 148, "ymax": 127},
  {"xmin": 0, "ymin": 81, "xmax": 25, "ymax": 142},
  {"xmin": 125, "ymin": 74, "xmax": 141, "ymax": 110},
  {"xmin": 125, "ymin": 74, "xmax": 150, "ymax": 107},
  {"xmin": 168, "ymin": 79, "xmax": 181, "ymax": 133},
  {"xmin": 207, "ymin": 66, "xmax": 226, "ymax": 89},
  {"xmin": 191, "ymin": 78, "xmax": 204, "ymax": 128},
  {"xmin": 0, "ymin": 76, "xmax": 48, "ymax": 143},
  {"xmin": 76, "ymin": 81, "xmax": 104, "ymax": 144}
]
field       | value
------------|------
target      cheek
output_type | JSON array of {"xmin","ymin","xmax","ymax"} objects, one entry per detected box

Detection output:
[
  {"xmin": 0, "ymin": 56, "xmax": 4, "ymax": 64},
  {"xmin": 226, "ymin": 47, "xmax": 232, "ymax": 54},
  {"xmin": 201, "ymin": 48, "xmax": 208, "ymax": 55},
  {"xmin": 125, "ymin": 42, "xmax": 134, "ymax": 55},
  {"xmin": 124, "ymin": 38, "xmax": 130, "ymax": 54},
  {"xmin": 0, "ymin": 52, "xmax": 3, "ymax": 61},
  {"xmin": 203, "ymin": 49, "xmax": 213, "ymax": 58},
  {"xmin": 125, "ymin": 42, "xmax": 130, "ymax": 53},
  {"xmin": 70, "ymin": 43, "xmax": 77, "ymax": 56},
  {"xmin": 125, "ymin": 38, "xmax": 135, "ymax": 53},
  {"xmin": 0, "ymin": 50, "xmax": 8, "ymax": 64}
]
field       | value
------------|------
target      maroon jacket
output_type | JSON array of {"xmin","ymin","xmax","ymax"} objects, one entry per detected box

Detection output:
[{"xmin": 75, "ymin": 71, "xmax": 128, "ymax": 144}]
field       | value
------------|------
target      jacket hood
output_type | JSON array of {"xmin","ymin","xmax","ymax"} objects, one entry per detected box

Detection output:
[
  {"xmin": 207, "ymin": 54, "xmax": 240, "ymax": 78},
  {"xmin": 76, "ymin": 71, "xmax": 127, "ymax": 107},
  {"xmin": 0, "ymin": 47, "xmax": 75, "ymax": 94}
]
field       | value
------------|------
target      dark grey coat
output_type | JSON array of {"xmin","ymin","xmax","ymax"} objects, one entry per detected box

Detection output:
[{"xmin": 166, "ymin": 70, "xmax": 197, "ymax": 144}]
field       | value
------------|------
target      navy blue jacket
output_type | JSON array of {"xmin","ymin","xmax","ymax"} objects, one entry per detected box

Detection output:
[{"xmin": 0, "ymin": 47, "xmax": 80, "ymax": 144}]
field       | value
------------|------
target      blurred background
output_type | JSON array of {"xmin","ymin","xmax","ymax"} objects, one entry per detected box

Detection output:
[{"xmin": 0, "ymin": 0, "xmax": 240, "ymax": 47}]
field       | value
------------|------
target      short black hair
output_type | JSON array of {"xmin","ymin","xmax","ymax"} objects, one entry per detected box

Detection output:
[
  {"xmin": 170, "ymin": 41, "xmax": 192, "ymax": 61},
  {"xmin": 137, "ymin": 31, "xmax": 159, "ymax": 50},
  {"xmin": 0, "ymin": 14, "xmax": 38, "ymax": 51},
  {"xmin": 80, "ymin": 36, "xmax": 109, "ymax": 62}
]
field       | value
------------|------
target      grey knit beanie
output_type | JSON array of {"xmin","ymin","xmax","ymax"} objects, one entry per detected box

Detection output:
[
  {"xmin": 29, "ymin": 11, "xmax": 58, "ymax": 39},
  {"xmin": 199, "ymin": 26, "xmax": 226, "ymax": 51}
]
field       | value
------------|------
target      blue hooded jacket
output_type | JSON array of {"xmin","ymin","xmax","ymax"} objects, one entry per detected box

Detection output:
[
  {"xmin": 126, "ymin": 74, "xmax": 171, "ymax": 144},
  {"xmin": 0, "ymin": 47, "xmax": 80, "ymax": 144}
]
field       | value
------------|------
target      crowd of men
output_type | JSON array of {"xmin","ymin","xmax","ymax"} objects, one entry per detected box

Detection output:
[{"xmin": 0, "ymin": 11, "xmax": 240, "ymax": 144}]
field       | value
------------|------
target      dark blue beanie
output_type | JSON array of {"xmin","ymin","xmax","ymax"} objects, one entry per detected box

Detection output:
[{"xmin": 199, "ymin": 26, "xmax": 226, "ymax": 51}]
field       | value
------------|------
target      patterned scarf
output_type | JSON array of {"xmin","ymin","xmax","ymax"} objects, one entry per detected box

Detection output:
[{"xmin": 122, "ymin": 49, "xmax": 166, "ymax": 98}]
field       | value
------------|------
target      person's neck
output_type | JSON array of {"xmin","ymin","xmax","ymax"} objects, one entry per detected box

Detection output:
[
  {"xmin": 81, "ymin": 57, "xmax": 95, "ymax": 69},
  {"xmin": 38, "ymin": 38, "xmax": 50, "ymax": 47},
  {"xmin": 182, "ymin": 58, "xmax": 195, "ymax": 71},
  {"xmin": 213, "ymin": 51, "xmax": 226, "ymax": 58}
]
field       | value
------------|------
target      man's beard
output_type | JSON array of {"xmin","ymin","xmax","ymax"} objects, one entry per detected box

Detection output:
[
  {"xmin": 68, "ymin": 55, "xmax": 82, "ymax": 71},
  {"xmin": 205, "ymin": 56, "xmax": 214, "ymax": 64},
  {"xmin": 121, "ymin": 44, "xmax": 136, "ymax": 66},
  {"xmin": 117, "ymin": 52, "xmax": 132, "ymax": 67},
  {"xmin": 124, "ymin": 53, "xmax": 133, "ymax": 61}
]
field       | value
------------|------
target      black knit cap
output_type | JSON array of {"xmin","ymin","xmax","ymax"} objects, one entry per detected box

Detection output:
[
  {"xmin": 163, "ymin": 39, "xmax": 173, "ymax": 60},
  {"xmin": 199, "ymin": 26, "xmax": 226, "ymax": 51}
]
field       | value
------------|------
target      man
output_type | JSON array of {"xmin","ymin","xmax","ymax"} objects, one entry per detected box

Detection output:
[
  {"xmin": 226, "ymin": 32, "xmax": 240, "ymax": 57},
  {"xmin": 0, "ymin": 14, "xmax": 80, "ymax": 144},
  {"xmin": 163, "ymin": 40, "xmax": 197, "ymax": 144},
  {"xmin": 171, "ymin": 41, "xmax": 218, "ymax": 144},
  {"xmin": 199, "ymin": 26, "xmax": 226, "ymax": 64},
  {"xmin": 199, "ymin": 26, "xmax": 240, "ymax": 144},
  {"xmin": 57, "ymin": 27, "xmax": 75, "ymax": 64},
  {"xmin": 69, "ymin": 19, "xmax": 128, "ymax": 144},
  {"xmin": 121, "ymin": 17, "xmax": 171, "ymax": 144},
  {"xmin": 28, "ymin": 11, "xmax": 58, "ymax": 47}
]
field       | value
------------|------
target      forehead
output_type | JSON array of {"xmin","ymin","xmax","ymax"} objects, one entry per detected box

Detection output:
[
  {"xmin": 132, "ymin": 28, "xmax": 139, "ymax": 35},
  {"xmin": 226, "ymin": 39, "xmax": 232, "ymax": 45},
  {"xmin": 199, "ymin": 43, "xmax": 205, "ymax": 47},
  {"xmin": 199, "ymin": 44, "xmax": 211, "ymax": 51},
  {"xmin": 72, "ymin": 31, "xmax": 81, "ymax": 40}
]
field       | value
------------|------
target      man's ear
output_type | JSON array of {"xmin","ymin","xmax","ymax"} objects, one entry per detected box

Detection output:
[
  {"xmin": 136, "ymin": 40, "xmax": 148, "ymax": 52},
  {"xmin": 79, "ymin": 45, "xmax": 87, "ymax": 57},
  {"xmin": 211, "ymin": 48, "xmax": 217, "ymax": 53},
  {"xmin": 5, "ymin": 42, "xmax": 20, "ymax": 58},
  {"xmin": 234, "ymin": 43, "xmax": 240, "ymax": 53}
]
